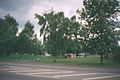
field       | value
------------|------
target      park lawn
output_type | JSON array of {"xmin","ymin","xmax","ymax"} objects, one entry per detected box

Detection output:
[
  {"xmin": 0, "ymin": 55, "xmax": 120, "ymax": 68},
  {"xmin": 38, "ymin": 56, "xmax": 120, "ymax": 68},
  {"xmin": 39, "ymin": 56, "xmax": 100, "ymax": 64}
]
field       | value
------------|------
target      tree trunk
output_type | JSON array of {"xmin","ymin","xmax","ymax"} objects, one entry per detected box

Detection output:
[
  {"xmin": 53, "ymin": 56, "xmax": 57, "ymax": 62},
  {"xmin": 20, "ymin": 53, "xmax": 23, "ymax": 59},
  {"xmin": 100, "ymin": 54, "xmax": 103, "ymax": 64}
]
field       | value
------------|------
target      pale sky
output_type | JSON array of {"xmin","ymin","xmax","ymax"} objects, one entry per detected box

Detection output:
[{"xmin": 0, "ymin": 0, "xmax": 83, "ymax": 38}]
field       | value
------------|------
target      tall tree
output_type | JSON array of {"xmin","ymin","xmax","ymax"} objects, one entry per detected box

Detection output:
[
  {"xmin": 35, "ymin": 11, "xmax": 66, "ymax": 60},
  {"xmin": 35, "ymin": 11, "xmax": 83, "ymax": 61},
  {"xmin": 35, "ymin": 11, "xmax": 85, "ymax": 61},
  {"xmin": 17, "ymin": 21, "xmax": 34, "ymax": 58},
  {"xmin": 79, "ymin": 0, "xmax": 120, "ymax": 64},
  {"xmin": 0, "ymin": 14, "xmax": 18, "ymax": 56}
]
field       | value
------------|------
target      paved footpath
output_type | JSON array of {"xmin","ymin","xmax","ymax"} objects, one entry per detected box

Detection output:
[{"xmin": 0, "ymin": 62, "xmax": 120, "ymax": 80}]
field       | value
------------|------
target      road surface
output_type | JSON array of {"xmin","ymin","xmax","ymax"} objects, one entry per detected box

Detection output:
[{"xmin": 0, "ymin": 61, "xmax": 120, "ymax": 80}]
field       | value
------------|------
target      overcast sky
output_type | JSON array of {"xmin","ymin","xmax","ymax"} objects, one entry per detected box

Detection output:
[{"xmin": 0, "ymin": 0, "xmax": 83, "ymax": 38}]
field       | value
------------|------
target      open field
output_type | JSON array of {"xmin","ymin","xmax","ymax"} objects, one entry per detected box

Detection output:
[{"xmin": 0, "ymin": 55, "xmax": 120, "ymax": 68}]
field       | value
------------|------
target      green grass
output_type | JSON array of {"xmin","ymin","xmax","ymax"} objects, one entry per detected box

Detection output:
[
  {"xmin": 37, "ymin": 56, "xmax": 120, "ymax": 68},
  {"xmin": 39, "ymin": 56, "xmax": 100, "ymax": 64},
  {"xmin": 0, "ymin": 55, "xmax": 120, "ymax": 68}
]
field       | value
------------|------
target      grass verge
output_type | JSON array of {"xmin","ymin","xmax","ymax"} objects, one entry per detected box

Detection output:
[{"xmin": 0, "ymin": 55, "xmax": 120, "ymax": 68}]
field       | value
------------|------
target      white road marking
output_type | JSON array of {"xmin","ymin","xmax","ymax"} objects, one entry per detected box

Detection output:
[
  {"xmin": 83, "ymin": 75, "xmax": 120, "ymax": 80},
  {"xmin": 52, "ymin": 73, "xmax": 101, "ymax": 78},
  {"xmin": 8, "ymin": 67, "xmax": 29, "ymax": 70},
  {"xmin": 9, "ymin": 69, "xmax": 52, "ymax": 72},
  {"xmin": 0, "ymin": 68, "xmax": 16, "ymax": 70},
  {"xmin": 0, "ymin": 68, "xmax": 31, "ymax": 71},
  {"xmin": 14, "ymin": 71, "xmax": 74, "ymax": 78},
  {"xmin": 25, "ymin": 71, "xmax": 74, "ymax": 75},
  {"xmin": 15, "ymin": 73, "xmax": 54, "ymax": 78},
  {"xmin": 7, "ymin": 67, "xmax": 74, "ymax": 76},
  {"xmin": 1, "ymin": 62, "xmax": 120, "ymax": 79}
]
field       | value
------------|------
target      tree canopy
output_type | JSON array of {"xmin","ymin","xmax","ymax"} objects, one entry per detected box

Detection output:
[
  {"xmin": 78, "ymin": 0, "xmax": 120, "ymax": 64},
  {"xmin": 0, "ymin": 14, "xmax": 18, "ymax": 56},
  {"xmin": 35, "ymin": 11, "xmax": 84, "ymax": 60}
]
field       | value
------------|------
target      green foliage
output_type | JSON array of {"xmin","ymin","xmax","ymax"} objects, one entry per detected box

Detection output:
[
  {"xmin": 35, "ymin": 11, "xmax": 84, "ymax": 58},
  {"xmin": 0, "ymin": 14, "xmax": 18, "ymax": 56},
  {"xmin": 35, "ymin": 11, "xmax": 67, "ymax": 57},
  {"xmin": 79, "ymin": 0, "xmax": 120, "ymax": 64},
  {"xmin": 16, "ymin": 21, "xmax": 34, "ymax": 57},
  {"xmin": 0, "ymin": 15, "xmax": 44, "ymax": 57},
  {"xmin": 16, "ymin": 21, "xmax": 43, "ymax": 58},
  {"xmin": 32, "ymin": 35, "xmax": 44, "ymax": 55}
]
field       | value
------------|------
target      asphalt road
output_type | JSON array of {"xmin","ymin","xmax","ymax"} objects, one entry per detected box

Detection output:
[{"xmin": 0, "ymin": 61, "xmax": 120, "ymax": 80}]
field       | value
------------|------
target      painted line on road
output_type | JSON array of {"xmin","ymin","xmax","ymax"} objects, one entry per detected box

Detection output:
[
  {"xmin": 16, "ymin": 73, "xmax": 55, "ymax": 79},
  {"xmin": 9, "ymin": 69, "xmax": 52, "ymax": 72},
  {"xmin": 0, "ymin": 68, "xmax": 16, "ymax": 71},
  {"xmin": 52, "ymin": 73, "xmax": 101, "ymax": 78},
  {"xmin": 0, "ymin": 68, "xmax": 31, "ymax": 71},
  {"xmin": 16, "ymin": 71, "xmax": 74, "ymax": 75},
  {"xmin": 8, "ymin": 66, "xmax": 29, "ymax": 70},
  {"xmin": 83, "ymin": 75, "xmax": 120, "ymax": 80}
]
